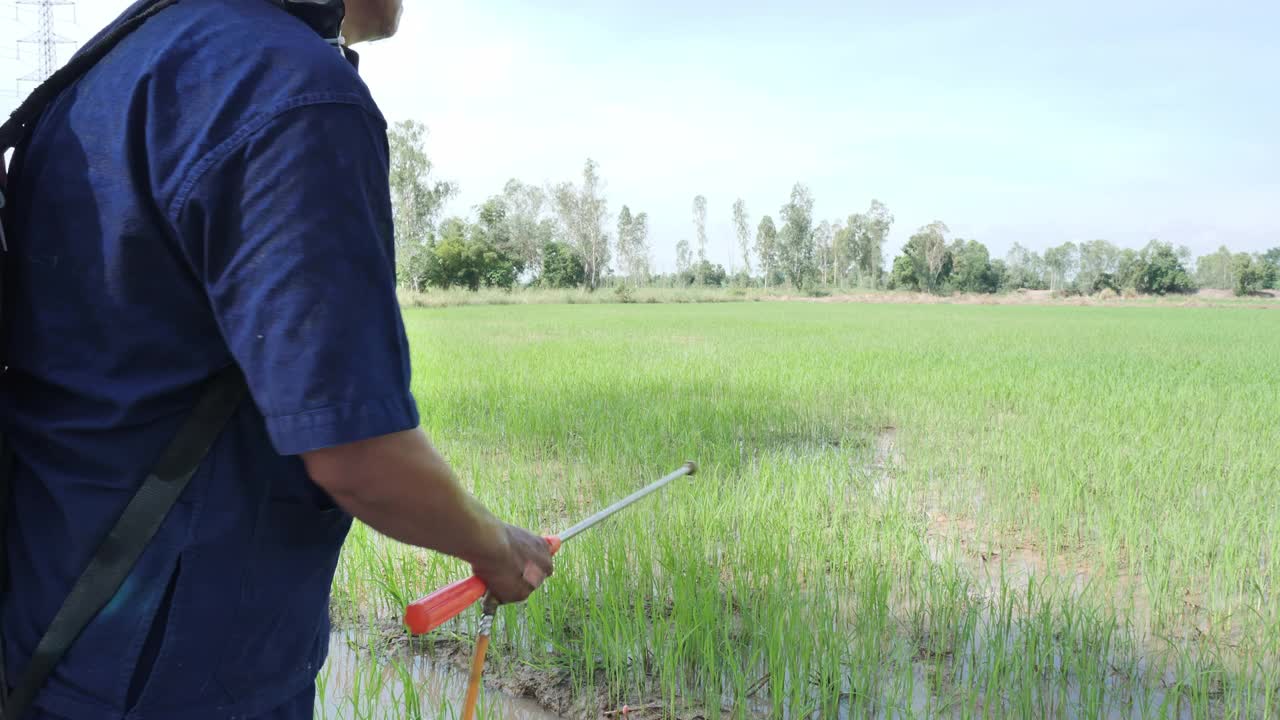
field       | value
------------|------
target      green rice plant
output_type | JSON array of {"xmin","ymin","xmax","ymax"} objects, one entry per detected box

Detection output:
[{"xmin": 319, "ymin": 302, "xmax": 1279, "ymax": 719}]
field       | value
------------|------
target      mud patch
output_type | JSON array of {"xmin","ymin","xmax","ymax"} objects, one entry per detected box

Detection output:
[{"xmin": 367, "ymin": 621, "xmax": 754, "ymax": 720}]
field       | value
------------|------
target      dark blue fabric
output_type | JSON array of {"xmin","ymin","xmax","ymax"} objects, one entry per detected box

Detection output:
[
  {"xmin": 26, "ymin": 681, "xmax": 317, "ymax": 720},
  {"xmin": 0, "ymin": 0, "xmax": 419, "ymax": 717}
]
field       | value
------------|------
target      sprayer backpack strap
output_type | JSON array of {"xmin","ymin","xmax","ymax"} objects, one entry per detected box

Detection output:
[
  {"xmin": 0, "ymin": 3, "xmax": 246, "ymax": 719},
  {"xmin": 1, "ymin": 365, "xmax": 245, "ymax": 720}
]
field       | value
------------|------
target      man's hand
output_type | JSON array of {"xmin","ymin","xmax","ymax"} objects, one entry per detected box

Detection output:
[
  {"xmin": 301, "ymin": 428, "xmax": 554, "ymax": 604},
  {"xmin": 471, "ymin": 523, "xmax": 554, "ymax": 604}
]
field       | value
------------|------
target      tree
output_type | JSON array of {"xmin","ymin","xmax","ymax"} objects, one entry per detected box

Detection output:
[
  {"xmin": 778, "ymin": 183, "xmax": 817, "ymax": 289},
  {"xmin": 413, "ymin": 215, "xmax": 522, "ymax": 292},
  {"xmin": 1042, "ymin": 241, "xmax": 1079, "ymax": 292},
  {"xmin": 682, "ymin": 260, "xmax": 727, "ymax": 287},
  {"xmin": 470, "ymin": 199, "xmax": 523, "ymax": 287},
  {"xmin": 904, "ymin": 221, "xmax": 951, "ymax": 293},
  {"xmin": 387, "ymin": 119, "xmax": 457, "ymax": 285},
  {"xmin": 615, "ymin": 206, "xmax": 652, "ymax": 286},
  {"xmin": 675, "ymin": 239, "xmax": 692, "ymax": 275},
  {"xmin": 838, "ymin": 199, "xmax": 893, "ymax": 288},
  {"xmin": 397, "ymin": 241, "xmax": 435, "ymax": 292},
  {"xmin": 732, "ymin": 199, "xmax": 752, "ymax": 277},
  {"xmin": 427, "ymin": 218, "xmax": 482, "ymax": 290},
  {"xmin": 617, "ymin": 206, "xmax": 636, "ymax": 284},
  {"xmin": 1132, "ymin": 240, "xmax": 1195, "ymax": 295},
  {"xmin": 755, "ymin": 216, "xmax": 779, "ymax": 286},
  {"xmin": 988, "ymin": 259, "xmax": 1009, "ymax": 292},
  {"xmin": 539, "ymin": 240, "xmax": 586, "ymax": 288},
  {"xmin": 888, "ymin": 254, "xmax": 919, "ymax": 291},
  {"xmin": 948, "ymin": 239, "xmax": 998, "ymax": 293},
  {"xmin": 551, "ymin": 159, "xmax": 611, "ymax": 290},
  {"xmin": 692, "ymin": 195, "xmax": 709, "ymax": 284},
  {"xmin": 1264, "ymin": 247, "xmax": 1280, "ymax": 289},
  {"xmin": 1003, "ymin": 243, "xmax": 1048, "ymax": 290},
  {"xmin": 1195, "ymin": 246, "xmax": 1236, "ymax": 290},
  {"xmin": 630, "ymin": 211, "xmax": 651, "ymax": 284},
  {"xmin": 498, "ymin": 179, "xmax": 555, "ymax": 278},
  {"xmin": 1232, "ymin": 253, "xmax": 1276, "ymax": 296},
  {"xmin": 813, "ymin": 221, "xmax": 834, "ymax": 286},
  {"xmin": 1077, "ymin": 240, "xmax": 1121, "ymax": 295}
]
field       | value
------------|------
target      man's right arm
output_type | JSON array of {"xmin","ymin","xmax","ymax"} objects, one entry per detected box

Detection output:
[
  {"xmin": 172, "ymin": 100, "xmax": 551, "ymax": 603},
  {"xmin": 300, "ymin": 428, "xmax": 552, "ymax": 604}
]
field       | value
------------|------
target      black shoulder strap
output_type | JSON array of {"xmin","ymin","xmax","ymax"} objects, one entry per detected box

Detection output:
[
  {"xmin": 0, "ymin": 0, "xmax": 179, "ymax": 154},
  {"xmin": 1, "ymin": 367, "xmax": 246, "ymax": 720}
]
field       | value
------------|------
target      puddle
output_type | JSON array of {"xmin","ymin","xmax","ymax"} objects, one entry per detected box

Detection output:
[{"xmin": 316, "ymin": 633, "xmax": 563, "ymax": 720}]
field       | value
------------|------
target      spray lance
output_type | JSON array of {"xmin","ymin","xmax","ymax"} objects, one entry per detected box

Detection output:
[{"xmin": 402, "ymin": 461, "xmax": 698, "ymax": 720}]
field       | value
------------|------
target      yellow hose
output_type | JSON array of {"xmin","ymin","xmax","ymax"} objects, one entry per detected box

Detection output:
[{"xmin": 461, "ymin": 609, "xmax": 494, "ymax": 720}]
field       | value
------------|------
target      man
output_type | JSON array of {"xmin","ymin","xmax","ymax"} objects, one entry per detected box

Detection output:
[{"xmin": 0, "ymin": 0, "xmax": 553, "ymax": 718}]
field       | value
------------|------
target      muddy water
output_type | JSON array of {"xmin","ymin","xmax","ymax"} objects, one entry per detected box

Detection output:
[{"xmin": 316, "ymin": 633, "xmax": 563, "ymax": 720}]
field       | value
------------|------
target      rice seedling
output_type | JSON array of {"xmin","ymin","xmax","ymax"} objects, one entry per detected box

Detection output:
[{"xmin": 322, "ymin": 302, "xmax": 1280, "ymax": 718}]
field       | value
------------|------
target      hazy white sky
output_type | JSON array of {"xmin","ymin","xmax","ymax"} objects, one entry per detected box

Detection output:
[{"xmin": 3, "ymin": 0, "xmax": 1277, "ymax": 272}]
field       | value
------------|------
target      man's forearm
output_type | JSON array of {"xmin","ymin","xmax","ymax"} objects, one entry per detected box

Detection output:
[{"xmin": 301, "ymin": 428, "xmax": 507, "ymax": 567}]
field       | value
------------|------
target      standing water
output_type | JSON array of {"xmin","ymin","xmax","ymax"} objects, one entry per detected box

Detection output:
[{"xmin": 315, "ymin": 633, "xmax": 563, "ymax": 720}]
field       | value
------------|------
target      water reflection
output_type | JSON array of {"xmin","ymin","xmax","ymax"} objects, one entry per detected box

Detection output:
[{"xmin": 315, "ymin": 632, "xmax": 563, "ymax": 720}]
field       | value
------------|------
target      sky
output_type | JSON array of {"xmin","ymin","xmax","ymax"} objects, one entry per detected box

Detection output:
[{"xmin": 3, "ymin": 0, "xmax": 1277, "ymax": 273}]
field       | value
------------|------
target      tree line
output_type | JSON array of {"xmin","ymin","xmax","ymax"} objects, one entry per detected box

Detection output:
[{"xmin": 389, "ymin": 120, "xmax": 1280, "ymax": 297}]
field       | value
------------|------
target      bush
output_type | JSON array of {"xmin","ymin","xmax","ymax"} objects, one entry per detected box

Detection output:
[
  {"xmin": 540, "ymin": 241, "xmax": 586, "ymax": 289},
  {"xmin": 613, "ymin": 284, "xmax": 636, "ymax": 304},
  {"xmin": 1233, "ymin": 253, "xmax": 1276, "ymax": 296}
]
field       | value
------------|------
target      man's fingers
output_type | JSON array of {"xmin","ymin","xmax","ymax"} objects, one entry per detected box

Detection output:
[{"xmin": 523, "ymin": 562, "xmax": 547, "ymax": 589}]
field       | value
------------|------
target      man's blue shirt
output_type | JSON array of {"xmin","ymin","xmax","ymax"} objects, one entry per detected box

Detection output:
[{"xmin": 1, "ymin": 0, "xmax": 419, "ymax": 716}]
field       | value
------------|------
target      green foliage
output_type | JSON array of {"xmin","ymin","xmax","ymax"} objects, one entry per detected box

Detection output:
[
  {"xmin": 1002, "ymin": 242, "xmax": 1048, "ymax": 291},
  {"xmin": 674, "ymin": 239, "xmax": 692, "ymax": 275},
  {"xmin": 612, "ymin": 283, "xmax": 636, "ymax": 303},
  {"xmin": 538, "ymin": 240, "xmax": 586, "ymax": 288},
  {"xmin": 948, "ymin": 239, "xmax": 999, "ymax": 293},
  {"xmin": 615, "ymin": 205, "xmax": 652, "ymax": 285},
  {"xmin": 888, "ymin": 254, "xmax": 919, "ymax": 291},
  {"xmin": 1262, "ymin": 247, "xmax": 1280, "ymax": 289},
  {"xmin": 987, "ymin": 259, "xmax": 1009, "ymax": 293},
  {"xmin": 1042, "ymin": 241, "xmax": 1079, "ymax": 292},
  {"xmin": 903, "ymin": 221, "xmax": 952, "ymax": 293},
  {"xmin": 678, "ymin": 259, "xmax": 728, "ymax": 287},
  {"xmin": 1076, "ymin": 240, "xmax": 1121, "ymax": 294},
  {"xmin": 396, "ymin": 241, "xmax": 435, "ymax": 292},
  {"xmin": 1132, "ymin": 240, "xmax": 1196, "ymax": 295},
  {"xmin": 755, "ymin": 215, "xmax": 779, "ymax": 285},
  {"xmin": 1232, "ymin": 252, "xmax": 1277, "ymax": 296},
  {"xmin": 497, "ymin": 179, "xmax": 555, "ymax": 278},
  {"xmin": 551, "ymin": 159, "xmax": 611, "ymax": 290},
  {"xmin": 777, "ymin": 183, "xmax": 817, "ymax": 289},
  {"xmin": 692, "ymin": 195, "xmax": 709, "ymax": 284},
  {"xmin": 732, "ymin": 199, "xmax": 753, "ymax": 275},
  {"xmin": 407, "ymin": 217, "xmax": 522, "ymax": 292},
  {"xmin": 1195, "ymin": 246, "xmax": 1236, "ymax": 290},
  {"xmin": 387, "ymin": 120, "xmax": 456, "ymax": 263},
  {"xmin": 836, "ymin": 199, "xmax": 893, "ymax": 288}
]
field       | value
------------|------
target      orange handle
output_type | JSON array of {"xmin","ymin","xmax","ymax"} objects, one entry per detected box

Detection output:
[{"xmin": 404, "ymin": 535, "xmax": 561, "ymax": 635}]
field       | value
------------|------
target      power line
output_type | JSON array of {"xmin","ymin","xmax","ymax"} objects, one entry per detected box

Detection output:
[{"xmin": 15, "ymin": 0, "xmax": 75, "ymax": 84}]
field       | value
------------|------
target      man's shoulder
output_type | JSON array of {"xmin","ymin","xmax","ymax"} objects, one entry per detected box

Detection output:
[{"xmin": 118, "ymin": 0, "xmax": 383, "ymax": 124}]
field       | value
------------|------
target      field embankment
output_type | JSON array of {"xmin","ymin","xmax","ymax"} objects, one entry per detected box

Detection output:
[{"xmin": 398, "ymin": 286, "xmax": 1280, "ymax": 310}]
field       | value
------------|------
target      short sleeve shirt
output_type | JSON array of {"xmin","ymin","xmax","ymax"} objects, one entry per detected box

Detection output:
[{"xmin": 1, "ymin": 0, "xmax": 419, "ymax": 717}]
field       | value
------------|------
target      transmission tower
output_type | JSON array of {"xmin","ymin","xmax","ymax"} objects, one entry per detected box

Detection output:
[{"xmin": 16, "ymin": 0, "xmax": 75, "ymax": 84}]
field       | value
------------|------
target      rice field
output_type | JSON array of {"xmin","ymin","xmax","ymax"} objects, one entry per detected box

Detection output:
[{"xmin": 319, "ymin": 301, "xmax": 1280, "ymax": 719}]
